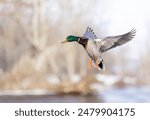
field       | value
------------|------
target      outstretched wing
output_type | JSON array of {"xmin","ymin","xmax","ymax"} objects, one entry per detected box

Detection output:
[
  {"xmin": 83, "ymin": 26, "xmax": 97, "ymax": 40},
  {"xmin": 97, "ymin": 28, "xmax": 136, "ymax": 53}
]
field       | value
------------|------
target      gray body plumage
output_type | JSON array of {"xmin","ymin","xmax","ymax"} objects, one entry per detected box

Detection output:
[{"xmin": 84, "ymin": 40, "xmax": 103, "ymax": 69}]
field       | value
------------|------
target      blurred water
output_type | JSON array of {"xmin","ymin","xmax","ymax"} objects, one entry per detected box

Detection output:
[
  {"xmin": 101, "ymin": 86, "xmax": 150, "ymax": 103},
  {"xmin": 0, "ymin": 86, "xmax": 150, "ymax": 103}
]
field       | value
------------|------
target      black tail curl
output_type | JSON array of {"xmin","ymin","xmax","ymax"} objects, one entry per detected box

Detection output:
[{"xmin": 98, "ymin": 59, "xmax": 104, "ymax": 69}]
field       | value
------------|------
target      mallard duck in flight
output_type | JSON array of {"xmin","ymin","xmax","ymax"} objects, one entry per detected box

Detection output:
[{"xmin": 62, "ymin": 27, "xmax": 136, "ymax": 70}]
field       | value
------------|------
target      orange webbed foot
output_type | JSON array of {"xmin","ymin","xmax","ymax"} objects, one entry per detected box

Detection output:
[
  {"xmin": 96, "ymin": 60, "xmax": 100, "ymax": 70},
  {"xmin": 89, "ymin": 59, "xmax": 93, "ymax": 70}
]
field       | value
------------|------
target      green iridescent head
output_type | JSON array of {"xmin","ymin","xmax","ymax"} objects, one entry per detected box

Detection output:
[{"xmin": 61, "ymin": 35, "xmax": 79, "ymax": 43}]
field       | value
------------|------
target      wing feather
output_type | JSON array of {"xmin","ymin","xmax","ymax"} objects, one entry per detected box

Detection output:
[
  {"xmin": 83, "ymin": 26, "xmax": 97, "ymax": 40},
  {"xmin": 98, "ymin": 28, "xmax": 136, "ymax": 52}
]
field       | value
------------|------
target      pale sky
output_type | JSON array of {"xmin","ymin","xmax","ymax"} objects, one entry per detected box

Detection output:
[{"xmin": 100, "ymin": 0, "xmax": 150, "ymax": 59}]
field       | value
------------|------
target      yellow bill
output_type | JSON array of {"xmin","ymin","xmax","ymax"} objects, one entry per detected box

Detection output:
[{"xmin": 61, "ymin": 39, "xmax": 68, "ymax": 43}]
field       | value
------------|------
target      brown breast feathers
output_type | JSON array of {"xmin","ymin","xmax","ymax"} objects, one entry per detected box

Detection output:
[{"xmin": 77, "ymin": 37, "xmax": 88, "ymax": 48}]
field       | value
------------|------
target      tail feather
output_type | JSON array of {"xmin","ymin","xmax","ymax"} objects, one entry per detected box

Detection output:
[
  {"xmin": 92, "ymin": 59, "xmax": 105, "ymax": 70},
  {"xmin": 98, "ymin": 60, "xmax": 105, "ymax": 70}
]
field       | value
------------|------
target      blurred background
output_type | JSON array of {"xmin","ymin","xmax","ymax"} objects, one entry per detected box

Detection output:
[{"xmin": 0, "ymin": 0, "xmax": 150, "ymax": 102}]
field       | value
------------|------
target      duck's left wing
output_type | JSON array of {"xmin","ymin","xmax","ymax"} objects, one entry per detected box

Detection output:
[
  {"xmin": 83, "ymin": 26, "xmax": 97, "ymax": 40},
  {"xmin": 97, "ymin": 28, "xmax": 136, "ymax": 53}
]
